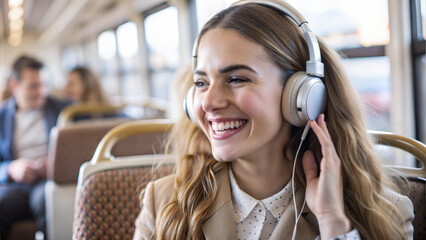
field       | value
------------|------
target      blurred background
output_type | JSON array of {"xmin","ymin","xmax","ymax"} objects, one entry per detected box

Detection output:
[{"xmin": 0, "ymin": 0, "xmax": 425, "ymax": 165}]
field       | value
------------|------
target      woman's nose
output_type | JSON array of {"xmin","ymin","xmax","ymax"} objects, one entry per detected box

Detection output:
[{"xmin": 201, "ymin": 84, "xmax": 229, "ymax": 113}]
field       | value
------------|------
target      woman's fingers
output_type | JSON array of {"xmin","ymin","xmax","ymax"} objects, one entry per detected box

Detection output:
[
  {"xmin": 317, "ymin": 114, "xmax": 331, "ymax": 139},
  {"xmin": 302, "ymin": 150, "xmax": 318, "ymax": 183},
  {"xmin": 309, "ymin": 114, "xmax": 339, "ymax": 168},
  {"xmin": 309, "ymin": 116, "xmax": 330, "ymax": 148}
]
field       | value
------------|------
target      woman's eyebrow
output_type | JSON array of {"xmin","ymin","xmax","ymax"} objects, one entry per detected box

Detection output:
[
  {"xmin": 219, "ymin": 65, "xmax": 258, "ymax": 74},
  {"xmin": 193, "ymin": 70, "xmax": 206, "ymax": 76},
  {"xmin": 194, "ymin": 65, "xmax": 258, "ymax": 76}
]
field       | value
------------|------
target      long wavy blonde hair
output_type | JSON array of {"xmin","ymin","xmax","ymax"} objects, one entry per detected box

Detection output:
[{"xmin": 155, "ymin": 1, "xmax": 406, "ymax": 239}]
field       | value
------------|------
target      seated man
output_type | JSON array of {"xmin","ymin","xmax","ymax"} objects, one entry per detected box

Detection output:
[{"xmin": 0, "ymin": 55, "xmax": 72, "ymax": 239}]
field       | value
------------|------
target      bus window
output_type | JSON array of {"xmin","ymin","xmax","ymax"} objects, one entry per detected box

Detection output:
[
  {"xmin": 287, "ymin": 0, "xmax": 390, "ymax": 49},
  {"xmin": 341, "ymin": 57, "xmax": 391, "ymax": 131},
  {"xmin": 98, "ymin": 30, "xmax": 120, "ymax": 97},
  {"xmin": 82, "ymin": 39, "xmax": 101, "ymax": 75},
  {"xmin": 117, "ymin": 22, "xmax": 142, "ymax": 99},
  {"xmin": 418, "ymin": 0, "xmax": 426, "ymax": 40},
  {"xmin": 61, "ymin": 46, "xmax": 84, "ymax": 72},
  {"xmin": 411, "ymin": 0, "xmax": 426, "ymax": 143},
  {"xmin": 144, "ymin": 6, "xmax": 179, "ymax": 100}
]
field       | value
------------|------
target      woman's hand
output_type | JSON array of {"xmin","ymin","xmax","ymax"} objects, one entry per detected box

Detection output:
[{"xmin": 302, "ymin": 114, "xmax": 352, "ymax": 239}]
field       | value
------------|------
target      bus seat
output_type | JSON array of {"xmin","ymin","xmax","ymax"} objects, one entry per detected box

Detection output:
[
  {"xmin": 370, "ymin": 131, "xmax": 426, "ymax": 240},
  {"xmin": 72, "ymin": 119, "xmax": 174, "ymax": 240},
  {"xmin": 57, "ymin": 103, "xmax": 127, "ymax": 128},
  {"xmin": 45, "ymin": 119, "xmax": 170, "ymax": 240},
  {"xmin": 57, "ymin": 101, "xmax": 167, "ymax": 128},
  {"xmin": 120, "ymin": 97, "xmax": 168, "ymax": 120},
  {"xmin": 47, "ymin": 118, "xmax": 168, "ymax": 184}
]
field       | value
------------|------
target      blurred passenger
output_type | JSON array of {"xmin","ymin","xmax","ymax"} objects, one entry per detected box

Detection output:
[
  {"xmin": 0, "ymin": 55, "xmax": 71, "ymax": 239},
  {"xmin": 64, "ymin": 66, "xmax": 110, "ymax": 104},
  {"xmin": 62, "ymin": 66, "xmax": 123, "ymax": 122},
  {"xmin": 134, "ymin": 1, "xmax": 413, "ymax": 240}
]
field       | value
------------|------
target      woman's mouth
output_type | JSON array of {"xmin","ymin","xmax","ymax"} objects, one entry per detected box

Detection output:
[{"xmin": 210, "ymin": 119, "xmax": 247, "ymax": 140}]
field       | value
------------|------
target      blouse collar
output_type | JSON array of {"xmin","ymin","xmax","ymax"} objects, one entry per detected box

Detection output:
[{"xmin": 229, "ymin": 167, "xmax": 294, "ymax": 223}]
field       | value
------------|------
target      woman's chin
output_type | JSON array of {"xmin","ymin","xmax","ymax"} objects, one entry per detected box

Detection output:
[{"xmin": 212, "ymin": 150, "xmax": 237, "ymax": 163}]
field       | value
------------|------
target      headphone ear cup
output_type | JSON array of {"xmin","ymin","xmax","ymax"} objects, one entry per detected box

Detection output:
[
  {"xmin": 183, "ymin": 86, "xmax": 198, "ymax": 124},
  {"xmin": 282, "ymin": 72, "xmax": 327, "ymax": 126},
  {"xmin": 282, "ymin": 72, "xmax": 307, "ymax": 126}
]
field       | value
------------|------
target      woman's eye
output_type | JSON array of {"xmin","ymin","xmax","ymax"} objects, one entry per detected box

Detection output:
[
  {"xmin": 194, "ymin": 81, "xmax": 208, "ymax": 88},
  {"xmin": 229, "ymin": 77, "xmax": 248, "ymax": 84}
]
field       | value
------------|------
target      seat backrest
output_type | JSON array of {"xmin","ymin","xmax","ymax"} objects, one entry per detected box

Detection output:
[
  {"xmin": 369, "ymin": 130, "xmax": 425, "ymax": 177},
  {"xmin": 370, "ymin": 131, "xmax": 426, "ymax": 240},
  {"xmin": 73, "ymin": 119, "xmax": 175, "ymax": 240},
  {"xmin": 47, "ymin": 118, "xmax": 168, "ymax": 184},
  {"xmin": 57, "ymin": 103, "xmax": 127, "ymax": 127},
  {"xmin": 46, "ymin": 119, "xmax": 171, "ymax": 240},
  {"xmin": 57, "ymin": 101, "xmax": 167, "ymax": 128}
]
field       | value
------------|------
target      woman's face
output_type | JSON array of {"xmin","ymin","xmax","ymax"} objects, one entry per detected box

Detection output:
[
  {"xmin": 64, "ymin": 72, "xmax": 84, "ymax": 101},
  {"xmin": 194, "ymin": 28, "xmax": 290, "ymax": 162}
]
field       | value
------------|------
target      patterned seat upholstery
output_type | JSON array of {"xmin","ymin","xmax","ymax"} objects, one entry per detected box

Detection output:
[
  {"xmin": 73, "ymin": 164, "xmax": 173, "ymax": 240},
  {"xmin": 407, "ymin": 177, "xmax": 425, "ymax": 240}
]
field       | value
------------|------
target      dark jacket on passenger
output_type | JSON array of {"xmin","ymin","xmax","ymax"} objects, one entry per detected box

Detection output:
[{"xmin": 0, "ymin": 96, "xmax": 71, "ymax": 183}]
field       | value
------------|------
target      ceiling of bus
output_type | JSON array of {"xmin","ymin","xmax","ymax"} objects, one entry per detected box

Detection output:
[
  {"xmin": 0, "ymin": 0, "xmax": 163, "ymax": 46},
  {"xmin": 2, "ymin": 0, "xmax": 54, "ymax": 34}
]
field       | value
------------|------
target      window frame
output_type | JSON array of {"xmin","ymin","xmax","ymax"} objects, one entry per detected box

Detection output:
[
  {"xmin": 409, "ymin": 0, "xmax": 426, "ymax": 143},
  {"xmin": 141, "ymin": 2, "xmax": 180, "ymax": 100}
]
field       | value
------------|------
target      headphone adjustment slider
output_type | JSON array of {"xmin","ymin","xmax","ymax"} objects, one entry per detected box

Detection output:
[{"xmin": 306, "ymin": 61, "xmax": 324, "ymax": 78}]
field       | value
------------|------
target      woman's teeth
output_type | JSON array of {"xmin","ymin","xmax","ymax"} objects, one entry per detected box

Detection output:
[{"xmin": 212, "ymin": 120, "xmax": 245, "ymax": 131}]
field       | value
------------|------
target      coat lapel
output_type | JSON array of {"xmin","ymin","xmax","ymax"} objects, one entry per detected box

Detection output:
[{"xmin": 201, "ymin": 165, "xmax": 237, "ymax": 240}]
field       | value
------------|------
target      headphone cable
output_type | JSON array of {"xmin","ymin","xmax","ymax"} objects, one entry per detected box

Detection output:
[{"xmin": 291, "ymin": 124, "xmax": 310, "ymax": 240}]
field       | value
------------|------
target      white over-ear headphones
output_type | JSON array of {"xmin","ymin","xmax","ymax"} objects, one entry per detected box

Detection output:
[{"xmin": 184, "ymin": 0, "xmax": 327, "ymax": 127}]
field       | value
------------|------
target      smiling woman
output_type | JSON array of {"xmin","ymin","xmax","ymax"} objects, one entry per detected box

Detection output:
[{"xmin": 133, "ymin": 1, "xmax": 414, "ymax": 240}]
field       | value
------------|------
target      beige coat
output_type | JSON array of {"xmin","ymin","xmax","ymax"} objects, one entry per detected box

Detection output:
[{"xmin": 134, "ymin": 165, "xmax": 414, "ymax": 240}]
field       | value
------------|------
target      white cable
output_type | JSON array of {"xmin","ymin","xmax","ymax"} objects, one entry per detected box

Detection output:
[{"xmin": 291, "ymin": 124, "xmax": 310, "ymax": 240}]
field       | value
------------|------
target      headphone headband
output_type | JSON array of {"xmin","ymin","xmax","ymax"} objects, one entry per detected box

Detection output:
[{"xmin": 192, "ymin": 0, "xmax": 324, "ymax": 77}]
